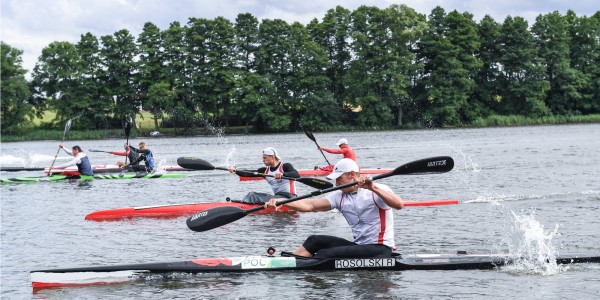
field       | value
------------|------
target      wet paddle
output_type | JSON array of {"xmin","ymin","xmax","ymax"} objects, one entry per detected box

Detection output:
[
  {"xmin": 48, "ymin": 119, "xmax": 72, "ymax": 176},
  {"xmin": 186, "ymin": 156, "xmax": 454, "ymax": 232},
  {"xmin": 176, "ymin": 157, "xmax": 333, "ymax": 189},
  {"xmin": 124, "ymin": 119, "xmax": 132, "ymax": 165},
  {"xmin": 303, "ymin": 128, "xmax": 331, "ymax": 166}
]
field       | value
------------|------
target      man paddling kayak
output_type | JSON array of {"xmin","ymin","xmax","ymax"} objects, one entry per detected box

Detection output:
[
  {"xmin": 127, "ymin": 142, "xmax": 155, "ymax": 172},
  {"xmin": 317, "ymin": 138, "xmax": 356, "ymax": 172},
  {"xmin": 265, "ymin": 158, "xmax": 403, "ymax": 258},
  {"xmin": 50, "ymin": 145, "xmax": 94, "ymax": 176},
  {"xmin": 228, "ymin": 147, "xmax": 300, "ymax": 204},
  {"xmin": 111, "ymin": 144, "xmax": 145, "ymax": 172}
]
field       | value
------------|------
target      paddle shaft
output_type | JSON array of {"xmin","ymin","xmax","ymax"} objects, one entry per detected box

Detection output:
[
  {"xmin": 186, "ymin": 156, "xmax": 454, "ymax": 232},
  {"xmin": 176, "ymin": 157, "xmax": 332, "ymax": 189},
  {"xmin": 89, "ymin": 149, "xmax": 112, "ymax": 153},
  {"xmin": 243, "ymin": 167, "xmax": 400, "ymax": 214},
  {"xmin": 48, "ymin": 119, "xmax": 72, "ymax": 175},
  {"xmin": 303, "ymin": 128, "xmax": 331, "ymax": 166}
]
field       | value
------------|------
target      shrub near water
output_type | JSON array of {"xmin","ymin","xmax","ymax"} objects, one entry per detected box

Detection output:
[
  {"xmin": 471, "ymin": 114, "xmax": 600, "ymax": 127},
  {"xmin": 1, "ymin": 130, "xmax": 117, "ymax": 142}
]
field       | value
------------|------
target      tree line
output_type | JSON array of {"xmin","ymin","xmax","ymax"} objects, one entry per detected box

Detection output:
[{"xmin": 1, "ymin": 5, "xmax": 599, "ymax": 135}]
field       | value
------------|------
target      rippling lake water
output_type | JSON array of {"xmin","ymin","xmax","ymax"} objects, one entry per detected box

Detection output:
[{"xmin": 1, "ymin": 124, "xmax": 599, "ymax": 299}]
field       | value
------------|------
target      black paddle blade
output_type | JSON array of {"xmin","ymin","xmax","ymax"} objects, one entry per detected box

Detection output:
[
  {"xmin": 297, "ymin": 177, "xmax": 333, "ymax": 189},
  {"xmin": 390, "ymin": 156, "xmax": 454, "ymax": 177},
  {"xmin": 187, "ymin": 206, "xmax": 247, "ymax": 232},
  {"xmin": 124, "ymin": 120, "xmax": 132, "ymax": 138},
  {"xmin": 303, "ymin": 127, "xmax": 316, "ymax": 142},
  {"xmin": 176, "ymin": 157, "xmax": 215, "ymax": 170}
]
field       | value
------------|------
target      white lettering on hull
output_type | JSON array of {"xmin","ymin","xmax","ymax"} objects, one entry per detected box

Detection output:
[{"xmin": 334, "ymin": 258, "xmax": 395, "ymax": 269}]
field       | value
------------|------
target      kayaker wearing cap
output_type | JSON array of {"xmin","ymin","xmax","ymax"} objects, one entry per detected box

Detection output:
[
  {"xmin": 265, "ymin": 158, "xmax": 404, "ymax": 258},
  {"xmin": 228, "ymin": 147, "xmax": 300, "ymax": 204},
  {"xmin": 319, "ymin": 138, "xmax": 357, "ymax": 162},
  {"xmin": 50, "ymin": 144, "xmax": 94, "ymax": 176}
]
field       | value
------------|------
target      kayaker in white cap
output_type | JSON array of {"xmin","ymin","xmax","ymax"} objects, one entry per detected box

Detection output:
[
  {"xmin": 228, "ymin": 147, "xmax": 300, "ymax": 204},
  {"xmin": 265, "ymin": 158, "xmax": 404, "ymax": 258},
  {"xmin": 319, "ymin": 138, "xmax": 357, "ymax": 162}
]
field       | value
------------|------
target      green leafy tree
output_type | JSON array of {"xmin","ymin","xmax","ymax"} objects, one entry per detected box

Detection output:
[
  {"xmin": 76, "ymin": 32, "xmax": 109, "ymax": 128},
  {"xmin": 474, "ymin": 15, "xmax": 502, "ymax": 115},
  {"xmin": 497, "ymin": 16, "xmax": 550, "ymax": 117},
  {"xmin": 100, "ymin": 29, "xmax": 139, "ymax": 124},
  {"xmin": 415, "ymin": 7, "xmax": 479, "ymax": 126},
  {"xmin": 1, "ymin": 42, "xmax": 32, "ymax": 134},
  {"xmin": 532, "ymin": 11, "xmax": 581, "ymax": 115},
  {"xmin": 137, "ymin": 22, "xmax": 166, "ymax": 127},
  {"xmin": 162, "ymin": 21, "xmax": 191, "ymax": 111},
  {"xmin": 232, "ymin": 13, "xmax": 265, "ymax": 132},
  {"xmin": 307, "ymin": 6, "xmax": 352, "ymax": 113},
  {"xmin": 147, "ymin": 81, "xmax": 175, "ymax": 131},
  {"xmin": 30, "ymin": 41, "xmax": 83, "ymax": 124},
  {"xmin": 565, "ymin": 11, "xmax": 600, "ymax": 114},
  {"xmin": 255, "ymin": 19, "xmax": 295, "ymax": 131},
  {"xmin": 206, "ymin": 16, "xmax": 236, "ymax": 127}
]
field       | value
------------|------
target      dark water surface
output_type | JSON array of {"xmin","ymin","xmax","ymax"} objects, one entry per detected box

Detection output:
[{"xmin": 1, "ymin": 124, "xmax": 599, "ymax": 299}]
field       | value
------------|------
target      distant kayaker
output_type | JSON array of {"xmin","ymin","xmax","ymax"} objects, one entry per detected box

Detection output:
[
  {"xmin": 111, "ymin": 144, "xmax": 144, "ymax": 172},
  {"xmin": 265, "ymin": 158, "xmax": 404, "ymax": 258},
  {"xmin": 228, "ymin": 147, "xmax": 300, "ymax": 204},
  {"xmin": 317, "ymin": 138, "xmax": 356, "ymax": 172},
  {"xmin": 50, "ymin": 145, "xmax": 94, "ymax": 176},
  {"xmin": 127, "ymin": 142, "xmax": 155, "ymax": 173}
]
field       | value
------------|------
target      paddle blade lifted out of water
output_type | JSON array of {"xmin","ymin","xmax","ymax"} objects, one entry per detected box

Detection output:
[{"xmin": 186, "ymin": 206, "xmax": 247, "ymax": 232}]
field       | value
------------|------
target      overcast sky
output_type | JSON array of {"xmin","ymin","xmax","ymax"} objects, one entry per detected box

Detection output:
[{"xmin": 2, "ymin": 0, "xmax": 598, "ymax": 77}]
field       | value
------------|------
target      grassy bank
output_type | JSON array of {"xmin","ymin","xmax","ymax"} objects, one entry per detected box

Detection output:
[{"xmin": 2, "ymin": 113, "xmax": 599, "ymax": 142}]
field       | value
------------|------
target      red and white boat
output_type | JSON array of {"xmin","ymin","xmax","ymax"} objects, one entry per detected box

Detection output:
[{"xmin": 85, "ymin": 199, "xmax": 459, "ymax": 221}]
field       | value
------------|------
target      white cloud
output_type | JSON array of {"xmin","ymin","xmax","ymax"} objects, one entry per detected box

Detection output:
[{"xmin": 1, "ymin": 0, "xmax": 597, "ymax": 77}]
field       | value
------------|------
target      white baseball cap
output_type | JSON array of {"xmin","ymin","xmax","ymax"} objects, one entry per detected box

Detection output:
[
  {"xmin": 262, "ymin": 147, "xmax": 281, "ymax": 160},
  {"xmin": 326, "ymin": 158, "xmax": 359, "ymax": 180},
  {"xmin": 336, "ymin": 138, "xmax": 348, "ymax": 146}
]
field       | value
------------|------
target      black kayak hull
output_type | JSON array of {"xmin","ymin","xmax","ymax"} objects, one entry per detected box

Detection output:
[{"xmin": 31, "ymin": 253, "xmax": 600, "ymax": 290}]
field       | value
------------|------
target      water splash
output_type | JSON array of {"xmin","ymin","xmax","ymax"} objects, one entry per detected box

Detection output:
[
  {"xmin": 199, "ymin": 118, "xmax": 237, "ymax": 167},
  {"xmin": 0, "ymin": 153, "xmax": 70, "ymax": 166},
  {"xmin": 501, "ymin": 209, "xmax": 568, "ymax": 275},
  {"xmin": 153, "ymin": 159, "xmax": 168, "ymax": 175}
]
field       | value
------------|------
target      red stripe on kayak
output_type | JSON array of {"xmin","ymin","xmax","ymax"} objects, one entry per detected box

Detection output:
[
  {"xmin": 403, "ymin": 200, "xmax": 459, "ymax": 206},
  {"xmin": 32, "ymin": 280, "xmax": 128, "ymax": 289}
]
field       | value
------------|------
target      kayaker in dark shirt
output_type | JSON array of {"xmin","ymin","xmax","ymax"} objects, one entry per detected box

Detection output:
[
  {"xmin": 127, "ymin": 142, "xmax": 154, "ymax": 172},
  {"xmin": 51, "ymin": 145, "xmax": 94, "ymax": 176},
  {"xmin": 228, "ymin": 147, "xmax": 300, "ymax": 204},
  {"xmin": 112, "ymin": 144, "xmax": 144, "ymax": 172}
]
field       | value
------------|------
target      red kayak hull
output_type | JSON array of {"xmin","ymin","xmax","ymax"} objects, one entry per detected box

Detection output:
[
  {"xmin": 85, "ymin": 200, "xmax": 458, "ymax": 221},
  {"xmin": 240, "ymin": 168, "xmax": 393, "ymax": 181},
  {"xmin": 85, "ymin": 202, "xmax": 293, "ymax": 221}
]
